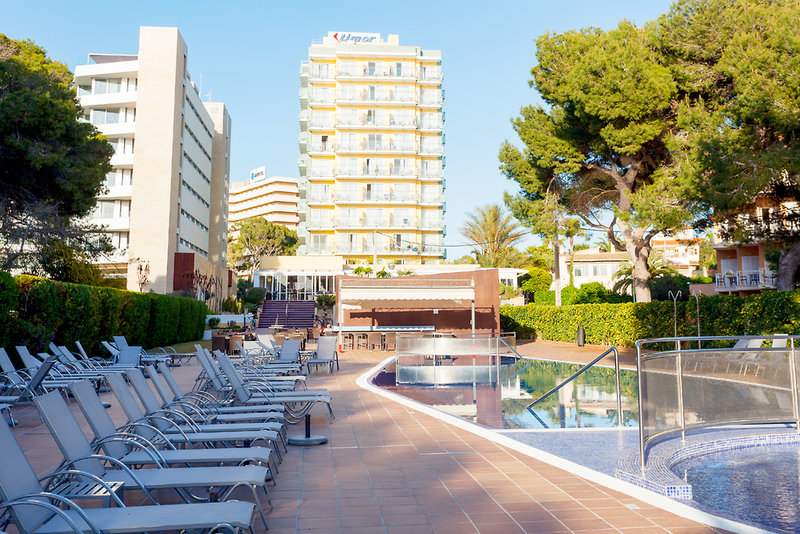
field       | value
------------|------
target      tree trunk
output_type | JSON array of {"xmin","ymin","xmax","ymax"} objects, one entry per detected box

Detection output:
[
  {"xmin": 554, "ymin": 227, "xmax": 561, "ymax": 306},
  {"xmin": 632, "ymin": 253, "xmax": 652, "ymax": 303},
  {"xmin": 777, "ymin": 241, "xmax": 800, "ymax": 290}
]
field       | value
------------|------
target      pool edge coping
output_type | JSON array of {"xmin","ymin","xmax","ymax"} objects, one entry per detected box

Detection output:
[{"xmin": 355, "ymin": 355, "xmax": 772, "ymax": 534}]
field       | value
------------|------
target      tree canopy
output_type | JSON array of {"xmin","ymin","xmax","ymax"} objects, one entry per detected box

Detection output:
[
  {"xmin": 654, "ymin": 0, "xmax": 800, "ymax": 289},
  {"xmin": 228, "ymin": 218, "xmax": 298, "ymax": 277},
  {"xmin": 460, "ymin": 204, "xmax": 526, "ymax": 268},
  {"xmin": 0, "ymin": 34, "xmax": 113, "ymax": 271},
  {"xmin": 499, "ymin": 20, "xmax": 694, "ymax": 302}
]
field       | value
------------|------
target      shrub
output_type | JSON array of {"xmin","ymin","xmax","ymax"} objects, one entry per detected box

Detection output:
[
  {"xmin": 208, "ymin": 317, "xmax": 221, "ymax": 328},
  {"xmin": 315, "ymin": 294, "xmax": 335, "ymax": 309},
  {"xmin": 521, "ymin": 268, "xmax": 552, "ymax": 294},
  {"xmin": 501, "ymin": 289, "xmax": 800, "ymax": 347},
  {"xmin": 0, "ymin": 271, "xmax": 17, "ymax": 348},
  {"xmin": 533, "ymin": 285, "xmax": 580, "ymax": 305},
  {"xmin": 572, "ymin": 282, "xmax": 611, "ymax": 304}
]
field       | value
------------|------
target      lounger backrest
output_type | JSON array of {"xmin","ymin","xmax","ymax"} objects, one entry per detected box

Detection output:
[
  {"xmin": 15, "ymin": 346, "xmax": 41, "ymax": 370},
  {"xmin": 117, "ymin": 346, "xmax": 141, "ymax": 367},
  {"xmin": 101, "ymin": 340, "xmax": 120, "ymax": 357},
  {"xmin": 126, "ymin": 369, "xmax": 166, "ymax": 419},
  {"xmin": 214, "ymin": 350, "xmax": 251, "ymax": 404},
  {"xmin": 57, "ymin": 346, "xmax": 80, "ymax": 365},
  {"xmin": 75, "ymin": 340, "xmax": 90, "ymax": 360},
  {"xmin": 279, "ymin": 339, "xmax": 302, "ymax": 362},
  {"xmin": 106, "ymin": 372, "xmax": 148, "ymax": 424},
  {"xmin": 113, "ymin": 336, "xmax": 130, "ymax": 349},
  {"xmin": 145, "ymin": 365, "xmax": 173, "ymax": 406},
  {"xmin": 195, "ymin": 348, "xmax": 226, "ymax": 392},
  {"xmin": 22, "ymin": 356, "xmax": 58, "ymax": 398},
  {"xmin": 316, "ymin": 337, "xmax": 337, "ymax": 362},
  {"xmin": 34, "ymin": 390, "xmax": 105, "ymax": 477},
  {"xmin": 157, "ymin": 362, "xmax": 185, "ymax": 398},
  {"xmin": 772, "ymin": 335, "xmax": 788, "ymax": 349},
  {"xmin": 69, "ymin": 380, "xmax": 128, "ymax": 459},
  {"xmin": 0, "ymin": 347, "xmax": 16, "ymax": 374},
  {"xmin": 0, "ymin": 419, "xmax": 50, "ymax": 532}
]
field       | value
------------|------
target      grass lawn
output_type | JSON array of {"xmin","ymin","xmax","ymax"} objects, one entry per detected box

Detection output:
[{"xmin": 165, "ymin": 339, "xmax": 210, "ymax": 353}]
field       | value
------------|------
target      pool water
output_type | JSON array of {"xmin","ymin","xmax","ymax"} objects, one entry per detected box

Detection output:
[
  {"xmin": 376, "ymin": 358, "xmax": 639, "ymax": 429},
  {"xmin": 673, "ymin": 445, "xmax": 800, "ymax": 533}
]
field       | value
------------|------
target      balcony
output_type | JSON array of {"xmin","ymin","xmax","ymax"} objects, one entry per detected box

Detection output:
[
  {"xmin": 335, "ymin": 166, "xmax": 417, "ymax": 179},
  {"xmin": 336, "ymin": 92, "xmax": 417, "ymax": 106},
  {"xmin": 419, "ymin": 141, "xmax": 444, "ymax": 155},
  {"xmin": 419, "ymin": 71, "xmax": 443, "ymax": 83},
  {"xmin": 99, "ymin": 183, "xmax": 133, "ymax": 200},
  {"xmin": 336, "ymin": 68, "xmax": 416, "ymax": 82},
  {"xmin": 91, "ymin": 216, "xmax": 130, "ymax": 232},
  {"xmin": 336, "ymin": 117, "xmax": 417, "ymax": 130},
  {"xmin": 309, "ymin": 93, "xmax": 334, "ymax": 105},
  {"xmin": 299, "ymin": 87, "xmax": 308, "ymax": 102},
  {"xmin": 307, "ymin": 219, "xmax": 333, "ymax": 230},
  {"xmin": 79, "ymin": 90, "xmax": 137, "ymax": 108},
  {"xmin": 110, "ymin": 153, "xmax": 134, "ymax": 167},
  {"xmin": 418, "ymin": 119, "xmax": 444, "ymax": 132},
  {"xmin": 309, "ymin": 119, "xmax": 335, "ymax": 130},
  {"xmin": 336, "ymin": 141, "xmax": 417, "ymax": 154},
  {"xmin": 308, "ymin": 143, "xmax": 335, "ymax": 154},
  {"xmin": 715, "ymin": 269, "xmax": 777, "ymax": 292}
]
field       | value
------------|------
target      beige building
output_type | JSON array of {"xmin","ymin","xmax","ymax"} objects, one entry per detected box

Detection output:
[
  {"xmin": 75, "ymin": 26, "xmax": 233, "ymax": 305},
  {"xmin": 297, "ymin": 32, "xmax": 446, "ymax": 265},
  {"xmin": 228, "ymin": 167, "xmax": 300, "ymax": 231}
]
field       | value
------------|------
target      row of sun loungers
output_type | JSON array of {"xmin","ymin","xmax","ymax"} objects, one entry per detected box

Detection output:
[{"xmin": 0, "ymin": 335, "xmax": 338, "ymax": 532}]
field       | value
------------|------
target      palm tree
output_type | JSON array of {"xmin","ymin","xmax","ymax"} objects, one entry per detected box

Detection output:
[
  {"xmin": 612, "ymin": 254, "xmax": 678, "ymax": 295},
  {"xmin": 352, "ymin": 265, "xmax": 373, "ymax": 277},
  {"xmin": 375, "ymin": 268, "xmax": 391, "ymax": 278},
  {"xmin": 460, "ymin": 204, "xmax": 526, "ymax": 267}
]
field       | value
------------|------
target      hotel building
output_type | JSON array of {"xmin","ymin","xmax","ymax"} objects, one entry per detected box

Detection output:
[
  {"xmin": 75, "ymin": 27, "xmax": 234, "ymax": 303},
  {"xmin": 297, "ymin": 32, "xmax": 446, "ymax": 264},
  {"xmin": 228, "ymin": 167, "xmax": 300, "ymax": 232}
]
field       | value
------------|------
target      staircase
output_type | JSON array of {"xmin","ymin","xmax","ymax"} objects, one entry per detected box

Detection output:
[{"xmin": 258, "ymin": 299, "xmax": 316, "ymax": 329}]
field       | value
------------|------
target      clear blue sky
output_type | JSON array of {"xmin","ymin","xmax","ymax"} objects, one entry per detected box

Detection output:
[{"xmin": 4, "ymin": 0, "xmax": 674, "ymax": 255}]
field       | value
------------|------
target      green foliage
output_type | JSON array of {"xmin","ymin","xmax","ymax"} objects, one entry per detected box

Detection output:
[
  {"xmin": 0, "ymin": 271, "xmax": 16, "ymax": 347},
  {"xmin": 572, "ymin": 282, "xmax": 612, "ymax": 304},
  {"xmin": 2, "ymin": 275, "xmax": 206, "ymax": 356},
  {"xmin": 501, "ymin": 290, "xmax": 800, "ymax": 347},
  {"xmin": 315, "ymin": 294, "xmax": 335, "ymax": 309},
  {"xmin": 208, "ymin": 317, "xmax": 221, "ymax": 328},
  {"xmin": 499, "ymin": 284, "xmax": 517, "ymax": 300},
  {"xmin": 375, "ymin": 268, "xmax": 391, "ymax": 279},
  {"xmin": 532, "ymin": 286, "xmax": 580, "ymax": 306},
  {"xmin": 241, "ymin": 287, "xmax": 266, "ymax": 314},
  {"xmin": 220, "ymin": 297, "xmax": 241, "ymax": 313},
  {"xmin": 0, "ymin": 35, "xmax": 113, "ymax": 272},
  {"xmin": 228, "ymin": 219, "xmax": 298, "ymax": 274},
  {"xmin": 521, "ymin": 268, "xmax": 551, "ymax": 294},
  {"xmin": 460, "ymin": 204, "xmax": 526, "ymax": 267},
  {"xmin": 352, "ymin": 266, "xmax": 373, "ymax": 277}
]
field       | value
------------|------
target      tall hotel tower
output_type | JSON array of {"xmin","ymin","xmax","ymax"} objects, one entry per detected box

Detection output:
[
  {"xmin": 75, "ymin": 27, "xmax": 232, "ymax": 299},
  {"xmin": 297, "ymin": 32, "xmax": 445, "ymax": 264}
]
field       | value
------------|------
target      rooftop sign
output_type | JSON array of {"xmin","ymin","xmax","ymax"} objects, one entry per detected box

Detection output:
[
  {"xmin": 331, "ymin": 32, "xmax": 380, "ymax": 44},
  {"xmin": 248, "ymin": 166, "xmax": 265, "ymax": 182}
]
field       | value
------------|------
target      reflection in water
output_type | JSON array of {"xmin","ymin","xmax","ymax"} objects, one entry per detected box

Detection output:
[{"xmin": 377, "ymin": 358, "xmax": 639, "ymax": 429}]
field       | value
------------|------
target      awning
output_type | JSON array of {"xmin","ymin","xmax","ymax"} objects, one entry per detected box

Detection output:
[{"xmin": 339, "ymin": 286, "xmax": 475, "ymax": 304}]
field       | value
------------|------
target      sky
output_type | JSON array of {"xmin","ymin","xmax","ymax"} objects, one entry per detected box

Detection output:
[{"xmin": 4, "ymin": 0, "xmax": 675, "ymax": 255}]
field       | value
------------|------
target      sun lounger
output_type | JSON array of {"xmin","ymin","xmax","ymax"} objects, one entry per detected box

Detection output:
[
  {"xmin": 68, "ymin": 379, "xmax": 277, "ymax": 475},
  {"xmin": 33, "ymin": 390, "xmax": 271, "ymax": 528},
  {"xmin": 0, "ymin": 417, "xmax": 256, "ymax": 534},
  {"xmin": 306, "ymin": 336, "xmax": 339, "ymax": 373}
]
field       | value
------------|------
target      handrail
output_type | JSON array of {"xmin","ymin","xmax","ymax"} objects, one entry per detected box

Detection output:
[{"xmin": 526, "ymin": 346, "xmax": 622, "ymax": 428}]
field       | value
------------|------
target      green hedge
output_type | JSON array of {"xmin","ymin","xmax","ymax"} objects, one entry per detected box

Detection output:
[
  {"xmin": 501, "ymin": 290, "xmax": 800, "ymax": 347},
  {"xmin": 3, "ymin": 274, "xmax": 206, "ymax": 359}
]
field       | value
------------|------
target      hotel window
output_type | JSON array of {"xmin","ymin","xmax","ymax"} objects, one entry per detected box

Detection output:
[
  {"xmin": 312, "ymin": 63, "xmax": 330, "ymax": 78},
  {"xmin": 311, "ymin": 234, "xmax": 327, "ymax": 251},
  {"xmin": 309, "ymin": 183, "xmax": 330, "ymax": 201},
  {"xmin": 94, "ymin": 78, "xmax": 121, "ymax": 94},
  {"xmin": 95, "ymin": 200, "xmax": 115, "ymax": 219},
  {"xmin": 365, "ymin": 208, "xmax": 383, "ymax": 226},
  {"xmin": 77, "ymin": 84, "xmax": 91, "ymax": 96},
  {"xmin": 92, "ymin": 108, "xmax": 119, "ymax": 125},
  {"xmin": 395, "ymin": 208, "xmax": 412, "ymax": 226},
  {"xmin": 366, "ymin": 62, "xmax": 376, "ymax": 76},
  {"xmin": 338, "ymin": 157, "xmax": 357, "ymax": 175},
  {"xmin": 421, "ymin": 184, "xmax": 438, "ymax": 202},
  {"xmin": 367, "ymin": 133, "xmax": 381, "ymax": 150},
  {"xmin": 395, "ymin": 62, "xmax": 403, "ymax": 76}
]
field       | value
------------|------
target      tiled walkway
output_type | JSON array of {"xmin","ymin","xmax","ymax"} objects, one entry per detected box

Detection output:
[{"xmin": 8, "ymin": 345, "xmax": 732, "ymax": 533}]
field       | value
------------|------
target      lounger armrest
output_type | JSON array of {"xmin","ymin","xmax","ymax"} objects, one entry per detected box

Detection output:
[{"xmin": 1, "ymin": 494, "xmax": 103, "ymax": 533}]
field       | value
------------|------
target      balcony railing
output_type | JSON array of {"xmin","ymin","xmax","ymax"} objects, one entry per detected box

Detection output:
[
  {"xmin": 336, "ymin": 142, "xmax": 417, "ymax": 153},
  {"xmin": 308, "ymin": 120, "xmax": 335, "ymax": 129},
  {"xmin": 335, "ymin": 167, "xmax": 417, "ymax": 178},
  {"xmin": 336, "ymin": 117, "xmax": 417, "ymax": 128},
  {"xmin": 715, "ymin": 269, "xmax": 777, "ymax": 290}
]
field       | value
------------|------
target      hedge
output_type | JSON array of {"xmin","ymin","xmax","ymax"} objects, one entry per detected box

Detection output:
[
  {"xmin": 2, "ymin": 274, "xmax": 207, "ymax": 361},
  {"xmin": 501, "ymin": 290, "xmax": 800, "ymax": 347}
]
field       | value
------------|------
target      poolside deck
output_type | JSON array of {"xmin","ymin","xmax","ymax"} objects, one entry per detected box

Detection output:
[{"xmin": 8, "ymin": 343, "xmax": 730, "ymax": 533}]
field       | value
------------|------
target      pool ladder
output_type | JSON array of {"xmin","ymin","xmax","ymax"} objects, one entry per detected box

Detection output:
[{"xmin": 525, "ymin": 346, "xmax": 624, "ymax": 428}]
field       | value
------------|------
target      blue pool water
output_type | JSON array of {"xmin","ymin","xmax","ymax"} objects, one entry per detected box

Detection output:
[
  {"xmin": 673, "ymin": 444, "xmax": 800, "ymax": 533},
  {"xmin": 376, "ymin": 358, "xmax": 639, "ymax": 429}
]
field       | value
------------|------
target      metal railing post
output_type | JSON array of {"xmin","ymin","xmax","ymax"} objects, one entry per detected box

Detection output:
[
  {"xmin": 676, "ymin": 338, "xmax": 686, "ymax": 441},
  {"xmin": 614, "ymin": 347, "xmax": 622, "ymax": 427},
  {"xmin": 636, "ymin": 341, "xmax": 646, "ymax": 472},
  {"xmin": 791, "ymin": 337, "xmax": 799, "ymax": 432}
]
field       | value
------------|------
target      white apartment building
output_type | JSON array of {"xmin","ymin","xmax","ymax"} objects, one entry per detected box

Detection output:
[
  {"xmin": 75, "ymin": 26, "xmax": 233, "ymax": 301},
  {"xmin": 228, "ymin": 167, "xmax": 300, "ymax": 231},
  {"xmin": 297, "ymin": 32, "xmax": 446, "ymax": 264}
]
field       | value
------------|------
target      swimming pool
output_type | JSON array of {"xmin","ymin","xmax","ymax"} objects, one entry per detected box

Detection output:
[
  {"xmin": 375, "ymin": 357, "xmax": 639, "ymax": 429},
  {"xmin": 672, "ymin": 444, "xmax": 800, "ymax": 533}
]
